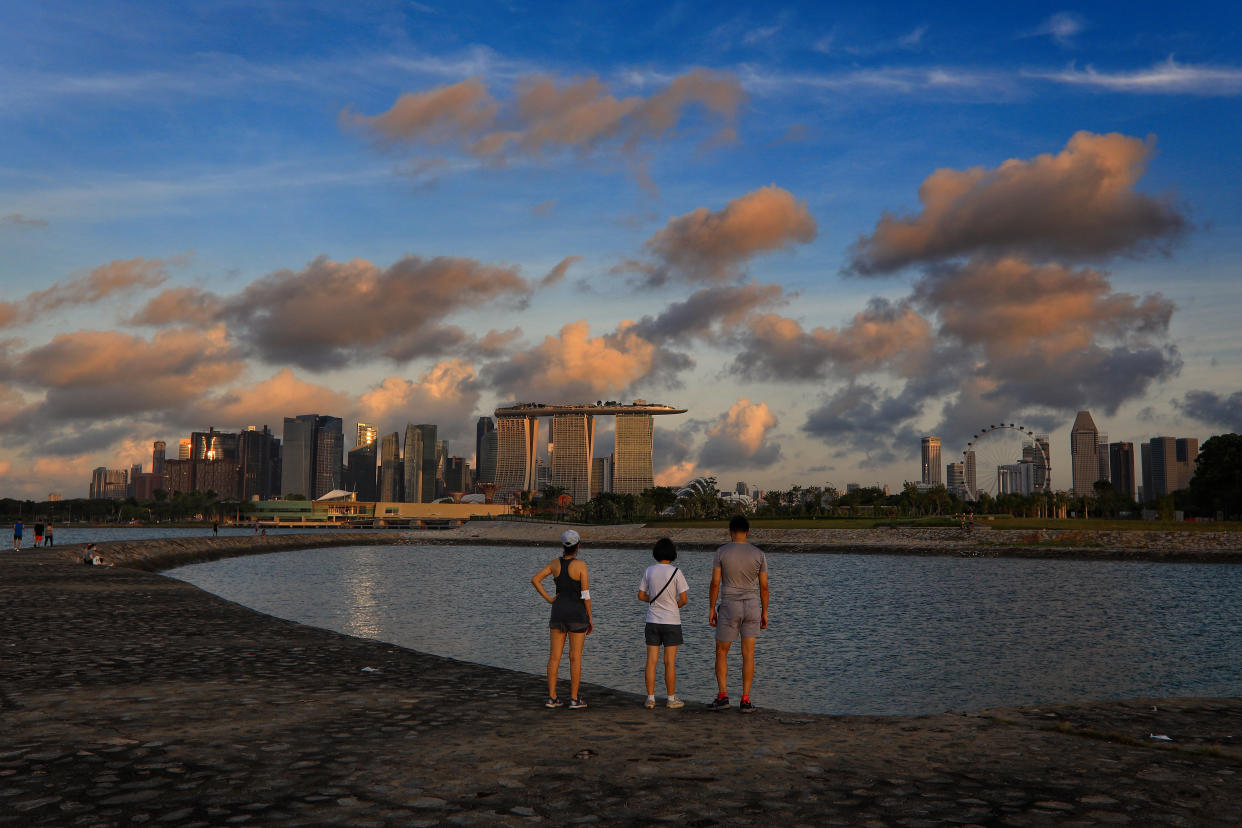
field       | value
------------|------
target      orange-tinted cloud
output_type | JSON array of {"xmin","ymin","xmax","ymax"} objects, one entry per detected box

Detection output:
[
  {"xmin": 540, "ymin": 255, "xmax": 582, "ymax": 287},
  {"xmin": 341, "ymin": 78, "xmax": 498, "ymax": 144},
  {"xmin": 356, "ymin": 359, "xmax": 481, "ymax": 435},
  {"xmin": 635, "ymin": 185, "xmax": 817, "ymax": 284},
  {"xmin": 848, "ymin": 131, "xmax": 1186, "ymax": 274},
  {"xmin": 1, "ymin": 256, "xmax": 177, "ymax": 329},
  {"xmin": 699, "ymin": 398, "xmax": 782, "ymax": 469},
  {"xmin": 196, "ymin": 368, "xmax": 353, "ymax": 430},
  {"xmin": 129, "ymin": 286, "xmax": 225, "ymax": 327}
]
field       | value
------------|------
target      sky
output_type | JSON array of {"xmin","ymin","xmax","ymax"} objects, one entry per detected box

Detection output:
[{"xmin": 2, "ymin": 0, "xmax": 1241, "ymax": 500}]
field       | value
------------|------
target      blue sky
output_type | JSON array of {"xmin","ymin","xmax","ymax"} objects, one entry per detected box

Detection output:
[{"xmin": 2, "ymin": 1, "xmax": 1240, "ymax": 499}]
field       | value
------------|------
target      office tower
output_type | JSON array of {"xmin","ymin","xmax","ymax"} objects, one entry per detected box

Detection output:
[
  {"xmin": 550, "ymin": 412, "xmax": 595, "ymax": 505},
  {"xmin": 281, "ymin": 415, "xmax": 342, "ymax": 499},
  {"xmin": 346, "ymin": 441, "xmax": 378, "ymax": 501},
  {"xmin": 735, "ymin": 482, "xmax": 748, "ymax": 496},
  {"xmin": 356, "ymin": 422, "xmax": 377, "ymax": 449},
  {"xmin": 1176, "ymin": 438, "xmax": 1199, "ymax": 491},
  {"xmin": 998, "ymin": 462, "xmax": 1035, "ymax": 496},
  {"xmin": 152, "ymin": 441, "xmax": 166, "ymax": 476},
  {"xmin": 590, "ymin": 456, "xmax": 613, "ymax": 499},
  {"xmin": 921, "ymin": 436, "xmax": 942, "ymax": 486},
  {"xmin": 1148, "ymin": 436, "xmax": 1200, "ymax": 498},
  {"xmin": 1109, "ymin": 442, "xmax": 1136, "ymax": 501},
  {"xmin": 378, "ymin": 432, "xmax": 402, "ymax": 501},
  {"xmin": 178, "ymin": 438, "xmax": 191, "ymax": 460},
  {"xmin": 477, "ymin": 430, "xmax": 498, "ymax": 485},
  {"xmin": 415, "ymin": 424, "xmax": 438, "ymax": 502},
  {"xmin": 127, "ymin": 464, "xmax": 142, "ymax": 498},
  {"xmin": 191, "ymin": 427, "xmax": 238, "ymax": 462},
  {"xmin": 403, "ymin": 424, "xmax": 423, "ymax": 503},
  {"xmin": 1070, "ymin": 411, "xmax": 1099, "ymax": 497},
  {"xmin": 239, "ymin": 426, "xmax": 279, "ymax": 500},
  {"xmin": 476, "ymin": 417, "xmax": 495, "ymax": 478},
  {"xmin": 1140, "ymin": 442, "xmax": 1153, "ymax": 503},
  {"xmin": 613, "ymin": 412, "xmax": 654, "ymax": 495},
  {"xmin": 947, "ymin": 462, "xmax": 966, "ymax": 498},
  {"xmin": 164, "ymin": 460, "xmax": 193, "ymax": 494},
  {"xmin": 435, "ymin": 440, "xmax": 448, "ymax": 498},
  {"xmin": 496, "ymin": 417, "xmax": 539, "ymax": 492},
  {"xmin": 444, "ymin": 457, "xmax": 467, "ymax": 493},
  {"xmin": 1097, "ymin": 433, "xmax": 1110, "ymax": 485},
  {"xmin": 312, "ymin": 417, "xmax": 343, "ymax": 498},
  {"xmin": 89, "ymin": 467, "xmax": 128, "ymax": 499}
]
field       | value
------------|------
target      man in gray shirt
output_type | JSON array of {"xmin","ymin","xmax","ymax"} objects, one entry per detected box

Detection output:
[{"xmin": 708, "ymin": 514, "xmax": 769, "ymax": 712}]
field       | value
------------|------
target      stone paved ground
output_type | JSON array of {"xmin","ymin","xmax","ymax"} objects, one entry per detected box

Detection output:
[{"xmin": 3, "ymin": 545, "xmax": 1241, "ymax": 826}]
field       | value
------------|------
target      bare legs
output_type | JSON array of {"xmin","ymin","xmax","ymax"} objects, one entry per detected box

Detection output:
[
  {"xmin": 714, "ymin": 637, "xmax": 756, "ymax": 698},
  {"xmin": 547, "ymin": 629, "xmax": 587, "ymax": 700},
  {"xmin": 645, "ymin": 644, "xmax": 679, "ymax": 696}
]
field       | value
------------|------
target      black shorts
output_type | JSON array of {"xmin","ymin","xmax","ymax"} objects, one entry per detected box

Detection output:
[
  {"xmin": 550, "ymin": 620, "xmax": 590, "ymax": 634},
  {"xmin": 644, "ymin": 623, "xmax": 684, "ymax": 647}
]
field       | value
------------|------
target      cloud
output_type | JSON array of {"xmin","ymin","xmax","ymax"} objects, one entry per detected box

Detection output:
[
  {"xmin": 1030, "ymin": 57, "xmax": 1242, "ymax": 95},
  {"xmin": 802, "ymin": 383, "xmax": 922, "ymax": 464},
  {"xmin": 540, "ymin": 255, "xmax": 582, "ymax": 288},
  {"xmin": 345, "ymin": 69, "xmax": 744, "ymax": 185},
  {"xmin": 1, "ymin": 256, "xmax": 176, "ymax": 329},
  {"xmin": 193, "ymin": 368, "xmax": 354, "ymax": 432},
  {"xmin": 532, "ymin": 199, "xmax": 557, "ymax": 216},
  {"xmin": 356, "ymin": 359, "xmax": 482, "ymax": 436},
  {"xmin": 1174, "ymin": 389, "xmax": 1242, "ymax": 431},
  {"xmin": 633, "ymin": 282, "xmax": 786, "ymax": 344},
  {"xmin": 897, "ymin": 24, "xmax": 929, "ymax": 48},
  {"xmin": 1, "ymin": 213, "xmax": 48, "ymax": 228},
  {"xmin": 730, "ymin": 298, "xmax": 934, "ymax": 381},
  {"xmin": 482, "ymin": 319, "xmax": 691, "ymax": 401},
  {"xmin": 630, "ymin": 185, "xmax": 817, "ymax": 285},
  {"xmin": 135, "ymin": 254, "xmax": 536, "ymax": 369},
  {"xmin": 848, "ymin": 131, "xmax": 1186, "ymax": 274},
  {"xmin": 698, "ymin": 398, "xmax": 782, "ymax": 469},
  {"xmin": 1024, "ymin": 12, "xmax": 1086, "ymax": 46}
]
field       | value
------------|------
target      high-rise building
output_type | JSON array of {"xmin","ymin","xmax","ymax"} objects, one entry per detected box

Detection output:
[
  {"xmin": 416, "ymin": 424, "xmax": 438, "ymax": 502},
  {"xmin": 378, "ymin": 432, "xmax": 402, "ymax": 502},
  {"xmin": 127, "ymin": 464, "xmax": 142, "ymax": 498},
  {"xmin": 177, "ymin": 438, "xmax": 191, "ymax": 460},
  {"xmin": 403, "ymin": 424, "xmax": 423, "ymax": 503},
  {"xmin": 191, "ymin": 427, "xmax": 238, "ymax": 462},
  {"xmin": 1177, "ymin": 438, "xmax": 1199, "ymax": 491},
  {"xmin": 435, "ymin": 439, "xmax": 448, "ymax": 498},
  {"xmin": 947, "ymin": 461, "xmax": 967, "ymax": 498},
  {"xmin": 152, "ymin": 441, "xmax": 166, "ymax": 477},
  {"xmin": 476, "ymin": 417, "xmax": 495, "ymax": 480},
  {"xmin": 1109, "ymin": 442, "xmax": 1136, "ymax": 501},
  {"xmin": 998, "ymin": 462, "xmax": 1035, "ymax": 495},
  {"xmin": 590, "ymin": 455, "xmax": 613, "ymax": 499},
  {"xmin": 1140, "ymin": 442, "xmax": 1153, "ymax": 503},
  {"xmin": 613, "ymin": 413, "xmax": 654, "ymax": 495},
  {"xmin": 347, "ymin": 441, "xmax": 378, "ymax": 501},
  {"xmin": 477, "ymin": 430, "xmax": 498, "ymax": 485},
  {"xmin": 921, "ymin": 436, "xmax": 942, "ymax": 486},
  {"xmin": 90, "ymin": 467, "xmax": 128, "ymax": 499},
  {"xmin": 281, "ymin": 414, "xmax": 342, "ymax": 499},
  {"xmin": 239, "ymin": 426, "xmax": 280, "ymax": 500},
  {"xmin": 964, "ymin": 450, "xmax": 977, "ymax": 500},
  {"xmin": 444, "ymin": 457, "xmax": 467, "ymax": 493},
  {"xmin": 312, "ymin": 417, "xmax": 343, "ymax": 499},
  {"xmin": 1145, "ymin": 436, "xmax": 1199, "ymax": 499},
  {"xmin": 356, "ymin": 422, "xmax": 377, "ymax": 449},
  {"xmin": 1070, "ymin": 411, "xmax": 1099, "ymax": 497},
  {"xmin": 496, "ymin": 416, "xmax": 539, "ymax": 492},
  {"xmin": 1096, "ymin": 432, "xmax": 1110, "ymax": 485},
  {"xmin": 550, "ymin": 412, "xmax": 595, "ymax": 505}
]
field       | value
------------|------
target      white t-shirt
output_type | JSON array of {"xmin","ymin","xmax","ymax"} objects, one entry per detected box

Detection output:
[{"xmin": 639, "ymin": 563, "xmax": 689, "ymax": 625}]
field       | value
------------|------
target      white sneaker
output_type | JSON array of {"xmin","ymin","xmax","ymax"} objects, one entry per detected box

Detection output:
[
  {"xmin": 644, "ymin": 697, "xmax": 656, "ymax": 709},
  {"xmin": 666, "ymin": 696, "xmax": 685, "ymax": 709}
]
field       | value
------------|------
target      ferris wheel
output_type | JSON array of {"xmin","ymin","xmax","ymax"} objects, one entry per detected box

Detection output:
[{"xmin": 962, "ymin": 423, "xmax": 1051, "ymax": 499}]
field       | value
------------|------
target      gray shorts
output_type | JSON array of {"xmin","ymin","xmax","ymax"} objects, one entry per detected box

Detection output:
[{"xmin": 716, "ymin": 597, "xmax": 761, "ymax": 642}]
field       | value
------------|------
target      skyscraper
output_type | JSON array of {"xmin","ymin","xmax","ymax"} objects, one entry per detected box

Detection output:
[
  {"xmin": 1140, "ymin": 442, "xmax": 1153, "ymax": 503},
  {"xmin": 177, "ymin": 438, "xmax": 191, "ymax": 460},
  {"xmin": 347, "ymin": 441, "xmax": 378, "ymax": 502},
  {"xmin": 1145, "ymin": 436, "xmax": 1199, "ymax": 498},
  {"xmin": 312, "ymin": 417, "xmax": 343, "ymax": 498},
  {"xmin": 947, "ymin": 461, "xmax": 967, "ymax": 498},
  {"xmin": 1070, "ymin": 411, "xmax": 1099, "ymax": 497},
  {"xmin": 921, "ymin": 436, "xmax": 942, "ymax": 486},
  {"xmin": 476, "ymin": 416, "xmax": 495, "ymax": 479},
  {"xmin": 496, "ymin": 416, "xmax": 539, "ymax": 492},
  {"xmin": 378, "ymin": 432, "xmax": 402, "ymax": 502},
  {"xmin": 239, "ymin": 425, "xmax": 279, "ymax": 501},
  {"xmin": 1096, "ymin": 432, "xmax": 1110, "ymax": 486},
  {"xmin": 444, "ymin": 457, "xmax": 467, "ymax": 493},
  {"xmin": 403, "ymin": 424, "xmax": 423, "ymax": 503},
  {"xmin": 1109, "ymin": 442, "xmax": 1136, "ymax": 501},
  {"xmin": 281, "ymin": 414, "xmax": 342, "ymax": 499},
  {"xmin": 416, "ymin": 424, "xmax": 438, "ymax": 502},
  {"xmin": 613, "ymin": 413, "xmax": 654, "ymax": 495},
  {"xmin": 550, "ymin": 412, "xmax": 594, "ymax": 505},
  {"xmin": 152, "ymin": 441, "xmax": 166, "ymax": 477},
  {"xmin": 356, "ymin": 422, "xmax": 377, "ymax": 448},
  {"xmin": 477, "ymin": 429, "xmax": 498, "ymax": 485}
]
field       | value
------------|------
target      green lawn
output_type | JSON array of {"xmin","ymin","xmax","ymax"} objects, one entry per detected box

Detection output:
[{"xmin": 645, "ymin": 517, "xmax": 1242, "ymax": 532}]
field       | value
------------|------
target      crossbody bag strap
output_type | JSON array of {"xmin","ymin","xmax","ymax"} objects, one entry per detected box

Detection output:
[{"xmin": 647, "ymin": 567, "xmax": 680, "ymax": 604}]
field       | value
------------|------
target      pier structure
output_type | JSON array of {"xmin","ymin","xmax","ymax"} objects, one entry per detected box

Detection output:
[{"xmin": 493, "ymin": 401, "xmax": 687, "ymax": 503}]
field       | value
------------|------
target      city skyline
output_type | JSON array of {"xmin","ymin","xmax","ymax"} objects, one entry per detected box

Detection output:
[{"xmin": 2, "ymin": 3, "xmax": 1241, "ymax": 500}]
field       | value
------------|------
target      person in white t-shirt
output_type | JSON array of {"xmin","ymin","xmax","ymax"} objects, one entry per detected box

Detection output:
[{"xmin": 637, "ymin": 537, "xmax": 690, "ymax": 709}]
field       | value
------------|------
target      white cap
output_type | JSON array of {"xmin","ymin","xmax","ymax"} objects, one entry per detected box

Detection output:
[{"xmin": 561, "ymin": 529, "xmax": 581, "ymax": 547}]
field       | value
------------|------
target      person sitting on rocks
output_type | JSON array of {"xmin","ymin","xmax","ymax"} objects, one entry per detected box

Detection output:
[{"xmin": 82, "ymin": 543, "xmax": 106, "ymax": 566}]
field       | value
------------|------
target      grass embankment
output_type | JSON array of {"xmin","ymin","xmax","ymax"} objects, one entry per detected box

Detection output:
[{"xmin": 648, "ymin": 517, "xmax": 1242, "ymax": 532}]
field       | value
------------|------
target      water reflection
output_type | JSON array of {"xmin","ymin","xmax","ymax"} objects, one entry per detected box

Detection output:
[{"xmin": 167, "ymin": 546, "xmax": 1242, "ymax": 715}]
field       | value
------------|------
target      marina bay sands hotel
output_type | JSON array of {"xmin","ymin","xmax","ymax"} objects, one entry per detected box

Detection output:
[{"xmin": 493, "ymin": 401, "xmax": 686, "ymax": 504}]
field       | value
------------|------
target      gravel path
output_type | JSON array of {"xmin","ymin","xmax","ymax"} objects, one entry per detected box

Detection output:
[{"xmin": 3, "ymin": 543, "xmax": 1240, "ymax": 826}]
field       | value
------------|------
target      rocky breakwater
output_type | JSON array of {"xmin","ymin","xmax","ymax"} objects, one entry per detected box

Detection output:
[{"xmin": 3, "ymin": 543, "xmax": 1242, "ymax": 825}]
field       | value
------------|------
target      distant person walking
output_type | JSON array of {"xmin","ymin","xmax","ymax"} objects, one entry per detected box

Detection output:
[
  {"xmin": 12, "ymin": 520, "xmax": 23, "ymax": 551},
  {"xmin": 33, "ymin": 522, "xmax": 44, "ymax": 547},
  {"xmin": 212, "ymin": 521, "xmax": 219, "ymax": 537},
  {"xmin": 530, "ymin": 529, "xmax": 593, "ymax": 710},
  {"xmin": 638, "ymin": 537, "xmax": 689, "ymax": 709},
  {"xmin": 708, "ymin": 515, "xmax": 769, "ymax": 713},
  {"xmin": 44, "ymin": 523, "xmax": 54, "ymax": 546}
]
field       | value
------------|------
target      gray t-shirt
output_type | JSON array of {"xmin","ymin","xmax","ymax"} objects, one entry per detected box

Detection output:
[{"xmin": 712, "ymin": 541, "xmax": 767, "ymax": 600}]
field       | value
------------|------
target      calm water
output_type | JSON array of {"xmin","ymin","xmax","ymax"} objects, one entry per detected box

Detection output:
[
  {"xmin": 167, "ymin": 545, "xmax": 1242, "ymax": 716},
  {"xmin": 19, "ymin": 526, "xmax": 385, "ymax": 546}
]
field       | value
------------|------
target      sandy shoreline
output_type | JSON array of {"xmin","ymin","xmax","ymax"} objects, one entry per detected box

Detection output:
[{"xmin": 4, "ymin": 537, "xmax": 1241, "ymax": 825}]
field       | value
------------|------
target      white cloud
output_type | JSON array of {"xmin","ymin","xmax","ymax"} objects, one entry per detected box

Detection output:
[{"xmin": 1030, "ymin": 57, "xmax": 1242, "ymax": 95}]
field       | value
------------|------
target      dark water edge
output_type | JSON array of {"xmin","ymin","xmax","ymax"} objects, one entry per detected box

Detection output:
[{"xmin": 166, "ymin": 544, "xmax": 1242, "ymax": 716}]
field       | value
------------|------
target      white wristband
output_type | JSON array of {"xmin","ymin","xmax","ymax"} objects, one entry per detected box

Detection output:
[{"xmin": 579, "ymin": 590, "xmax": 591, "ymax": 600}]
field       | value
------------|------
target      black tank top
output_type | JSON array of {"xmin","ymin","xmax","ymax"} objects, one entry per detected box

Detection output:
[{"xmin": 553, "ymin": 556, "xmax": 581, "ymax": 600}]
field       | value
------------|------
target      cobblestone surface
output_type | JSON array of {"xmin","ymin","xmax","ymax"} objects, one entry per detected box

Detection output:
[{"xmin": 3, "ymin": 544, "xmax": 1241, "ymax": 826}]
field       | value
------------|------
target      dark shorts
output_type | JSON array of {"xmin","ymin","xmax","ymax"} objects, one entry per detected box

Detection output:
[
  {"xmin": 550, "ymin": 620, "xmax": 590, "ymax": 634},
  {"xmin": 644, "ymin": 623, "xmax": 684, "ymax": 647}
]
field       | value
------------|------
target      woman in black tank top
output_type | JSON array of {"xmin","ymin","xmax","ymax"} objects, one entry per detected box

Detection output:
[{"xmin": 531, "ymin": 534, "xmax": 593, "ymax": 708}]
